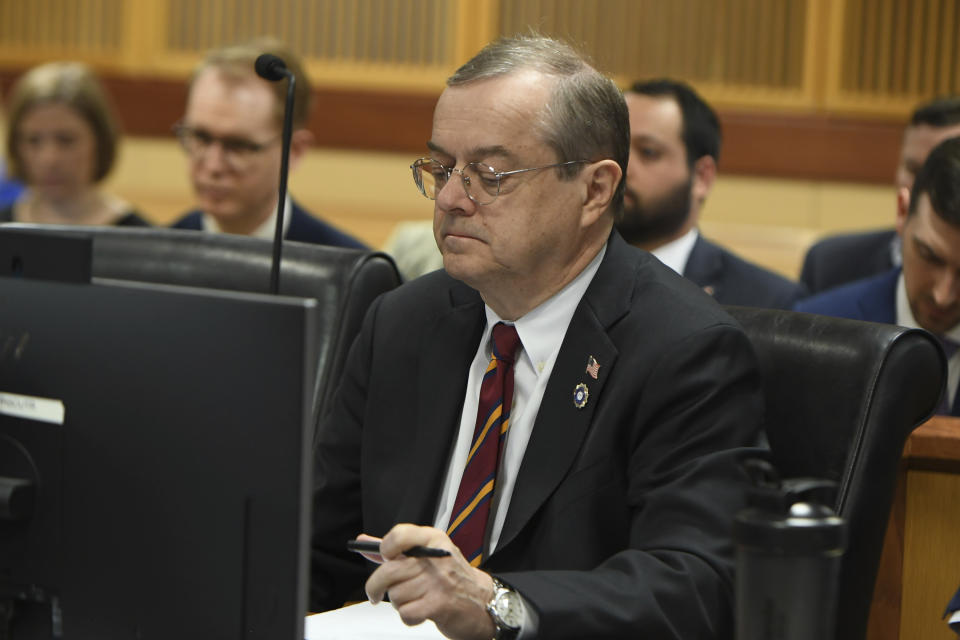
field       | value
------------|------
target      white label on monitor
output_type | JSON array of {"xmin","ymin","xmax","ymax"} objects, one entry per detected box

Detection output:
[{"xmin": 0, "ymin": 391, "xmax": 65, "ymax": 425}]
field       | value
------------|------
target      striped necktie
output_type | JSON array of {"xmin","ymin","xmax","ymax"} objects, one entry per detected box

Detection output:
[{"xmin": 447, "ymin": 322, "xmax": 522, "ymax": 566}]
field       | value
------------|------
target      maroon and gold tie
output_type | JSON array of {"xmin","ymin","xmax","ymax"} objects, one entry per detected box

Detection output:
[{"xmin": 447, "ymin": 322, "xmax": 522, "ymax": 566}]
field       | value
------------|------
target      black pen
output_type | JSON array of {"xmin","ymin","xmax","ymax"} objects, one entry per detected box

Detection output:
[{"xmin": 346, "ymin": 539, "xmax": 451, "ymax": 558}]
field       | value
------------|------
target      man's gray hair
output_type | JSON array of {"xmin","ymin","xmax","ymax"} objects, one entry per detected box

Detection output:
[{"xmin": 448, "ymin": 35, "xmax": 629, "ymax": 217}]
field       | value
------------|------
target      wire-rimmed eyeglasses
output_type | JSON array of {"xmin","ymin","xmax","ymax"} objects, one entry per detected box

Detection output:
[{"xmin": 410, "ymin": 158, "xmax": 588, "ymax": 205}]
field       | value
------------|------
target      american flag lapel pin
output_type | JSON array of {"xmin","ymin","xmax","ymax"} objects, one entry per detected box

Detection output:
[{"xmin": 585, "ymin": 355, "xmax": 600, "ymax": 379}]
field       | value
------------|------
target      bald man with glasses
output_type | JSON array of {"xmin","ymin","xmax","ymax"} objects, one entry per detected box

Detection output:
[{"xmin": 170, "ymin": 39, "xmax": 365, "ymax": 248}]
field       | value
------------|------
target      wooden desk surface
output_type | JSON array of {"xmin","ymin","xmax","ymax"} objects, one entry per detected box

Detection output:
[
  {"xmin": 904, "ymin": 416, "xmax": 960, "ymax": 468},
  {"xmin": 869, "ymin": 416, "xmax": 960, "ymax": 640}
]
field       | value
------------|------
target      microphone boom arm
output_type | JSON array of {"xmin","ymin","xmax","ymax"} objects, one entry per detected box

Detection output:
[{"xmin": 270, "ymin": 72, "xmax": 295, "ymax": 295}]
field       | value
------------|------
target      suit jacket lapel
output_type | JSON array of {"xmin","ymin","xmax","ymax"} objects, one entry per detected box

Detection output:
[
  {"xmin": 395, "ymin": 283, "xmax": 485, "ymax": 525},
  {"xmin": 493, "ymin": 233, "xmax": 634, "ymax": 554},
  {"xmin": 855, "ymin": 267, "xmax": 899, "ymax": 324},
  {"xmin": 683, "ymin": 235, "xmax": 722, "ymax": 298}
]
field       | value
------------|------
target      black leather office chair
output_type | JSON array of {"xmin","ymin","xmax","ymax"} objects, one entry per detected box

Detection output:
[
  {"xmin": 725, "ymin": 306, "xmax": 946, "ymax": 640},
  {"xmin": 0, "ymin": 224, "xmax": 401, "ymax": 426}
]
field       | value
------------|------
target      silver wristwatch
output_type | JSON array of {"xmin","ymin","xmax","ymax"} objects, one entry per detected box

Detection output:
[{"xmin": 487, "ymin": 577, "xmax": 522, "ymax": 640}]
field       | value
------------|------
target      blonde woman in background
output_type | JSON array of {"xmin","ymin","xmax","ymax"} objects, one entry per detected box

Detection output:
[{"xmin": 1, "ymin": 62, "xmax": 148, "ymax": 226}]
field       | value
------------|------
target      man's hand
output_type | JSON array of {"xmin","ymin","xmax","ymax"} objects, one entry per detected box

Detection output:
[{"xmin": 363, "ymin": 524, "xmax": 497, "ymax": 640}]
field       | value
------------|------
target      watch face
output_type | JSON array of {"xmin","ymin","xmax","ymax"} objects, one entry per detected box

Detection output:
[{"xmin": 494, "ymin": 589, "xmax": 523, "ymax": 628}]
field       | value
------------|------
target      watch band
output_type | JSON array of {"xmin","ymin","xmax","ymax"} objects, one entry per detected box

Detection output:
[{"xmin": 488, "ymin": 578, "xmax": 522, "ymax": 640}]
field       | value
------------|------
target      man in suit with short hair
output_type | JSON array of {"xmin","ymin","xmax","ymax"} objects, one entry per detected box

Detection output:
[
  {"xmin": 616, "ymin": 79, "xmax": 805, "ymax": 309},
  {"xmin": 796, "ymin": 136, "xmax": 960, "ymax": 415},
  {"xmin": 310, "ymin": 35, "xmax": 764, "ymax": 639},
  {"xmin": 171, "ymin": 39, "xmax": 366, "ymax": 248},
  {"xmin": 800, "ymin": 96, "xmax": 960, "ymax": 294}
]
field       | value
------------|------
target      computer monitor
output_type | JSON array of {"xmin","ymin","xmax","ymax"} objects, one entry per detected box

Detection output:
[{"xmin": 0, "ymin": 274, "xmax": 317, "ymax": 638}]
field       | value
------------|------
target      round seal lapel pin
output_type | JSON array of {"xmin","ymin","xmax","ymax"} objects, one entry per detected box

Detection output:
[{"xmin": 573, "ymin": 382, "xmax": 589, "ymax": 409}]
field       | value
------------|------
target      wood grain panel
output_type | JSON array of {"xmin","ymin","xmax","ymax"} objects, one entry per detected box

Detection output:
[
  {"xmin": 834, "ymin": 0, "xmax": 960, "ymax": 111},
  {"xmin": 900, "ymin": 470, "xmax": 960, "ymax": 639},
  {"xmin": 499, "ymin": 0, "xmax": 808, "ymax": 91},
  {"xmin": 0, "ymin": 70, "xmax": 905, "ymax": 184}
]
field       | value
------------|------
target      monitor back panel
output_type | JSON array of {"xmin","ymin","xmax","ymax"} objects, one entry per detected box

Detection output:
[{"xmin": 0, "ymin": 277, "xmax": 316, "ymax": 639}]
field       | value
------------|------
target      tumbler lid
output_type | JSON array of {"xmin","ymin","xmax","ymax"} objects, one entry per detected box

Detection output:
[{"xmin": 734, "ymin": 502, "xmax": 847, "ymax": 554}]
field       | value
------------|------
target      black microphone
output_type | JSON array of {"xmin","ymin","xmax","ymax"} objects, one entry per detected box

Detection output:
[
  {"xmin": 254, "ymin": 53, "xmax": 290, "ymax": 82},
  {"xmin": 254, "ymin": 53, "xmax": 296, "ymax": 295}
]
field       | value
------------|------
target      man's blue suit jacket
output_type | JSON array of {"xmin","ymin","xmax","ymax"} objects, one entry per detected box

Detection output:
[
  {"xmin": 172, "ymin": 199, "xmax": 368, "ymax": 249},
  {"xmin": 793, "ymin": 267, "xmax": 900, "ymax": 324},
  {"xmin": 946, "ymin": 584, "xmax": 960, "ymax": 633}
]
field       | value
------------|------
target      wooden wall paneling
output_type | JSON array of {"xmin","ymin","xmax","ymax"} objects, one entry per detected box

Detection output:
[
  {"xmin": 906, "ymin": 0, "xmax": 924, "ymax": 96},
  {"xmin": 804, "ymin": 0, "xmax": 831, "ymax": 106},
  {"xmin": 769, "ymin": 0, "xmax": 784, "ymax": 87},
  {"xmin": 939, "ymin": 0, "xmax": 957, "ymax": 95},
  {"xmin": 950, "ymin": 0, "xmax": 960, "ymax": 93},
  {"xmin": 875, "ymin": 0, "xmax": 892, "ymax": 96},
  {"xmin": 845, "ymin": 0, "xmax": 863, "ymax": 97},
  {"xmin": 121, "ymin": 0, "xmax": 165, "ymax": 72},
  {"xmin": 701, "ymin": 0, "xmax": 718, "ymax": 80},
  {"xmin": 454, "ymin": 0, "xmax": 497, "ymax": 70},
  {"xmin": 862, "ymin": 0, "xmax": 878, "ymax": 93},
  {"xmin": 744, "ymin": 0, "xmax": 760, "ymax": 86},
  {"xmin": 922, "ymin": 0, "xmax": 939, "ymax": 97},
  {"xmin": 890, "ymin": 0, "xmax": 908, "ymax": 95}
]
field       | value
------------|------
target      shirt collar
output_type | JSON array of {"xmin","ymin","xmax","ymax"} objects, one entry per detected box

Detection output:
[
  {"xmin": 650, "ymin": 227, "xmax": 699, "ymax": 275},
  {"xmin": 896, "ymin": 270, "xmax": 960, "ymax": 343},
  {"xmin": 202, "ymin": 193, "xmax": 293, "ymax": 240},
  {"xmin": 483, "ymin": 242, "xmax": 607, "ymax": 377}
]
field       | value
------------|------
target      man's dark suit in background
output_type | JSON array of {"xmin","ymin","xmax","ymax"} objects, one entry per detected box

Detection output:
[
  {"xmin": 172, "ymin": 200, "xmax": 367, "ymax": 248},
  {"xmin": 312, "ymin": 232, "xmax": 763, "ymax": 638},
  {"xmin": 617, "ymin": 79, "xmax": 804, "ymax": 309},
  {"xmin": 686, "ymin": 235, "xmax": 806, "ymax": 309},
  {"xmin": 799, "ymin": 228, "xmax": 898, "ymax": 295},
  {"xmin": 794, "ymin": 267, "xmax": 898, "ymax": 323},
  {"xmin": 799, "ymin": 96, "xmax": 960, "ymax": 295}
]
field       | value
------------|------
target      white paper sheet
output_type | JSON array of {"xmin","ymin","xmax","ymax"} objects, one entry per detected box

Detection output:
[{"xmin": 305, "ymin": 601, "xmax": 446, "ymax": 639}]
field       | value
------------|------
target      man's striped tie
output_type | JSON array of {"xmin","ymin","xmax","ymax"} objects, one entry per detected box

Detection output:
[{"xmin": 447, "ymin": 322, "xmax": 521, "ymax": 566}]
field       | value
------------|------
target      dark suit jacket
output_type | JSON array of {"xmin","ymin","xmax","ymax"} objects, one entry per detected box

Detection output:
[
  {"xmin": 171, "ymin": 199, "xmax": 367, "ymax": 249},
  {"xmin": 684, "ymin": 235, "xmax": 807, "ymax": 310},
  {"xmin": 946, "ymin": 585, "xmax": 960, "ymax": 632},
  {"xmin": 793, "ymin": 267, "xmax": 899, "ymax": 324},
  {"xmin": 311, "ymin": 231, "xmax": 765, "ymax": 639},
  {"xmin": 799, "ymin": 228, "xmax": 899, "ymax": 295}
]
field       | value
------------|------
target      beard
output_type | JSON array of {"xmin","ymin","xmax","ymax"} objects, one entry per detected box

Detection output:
[{"xmin": 616, "ymin": 175, "xmax": 693, "ymax": 246}]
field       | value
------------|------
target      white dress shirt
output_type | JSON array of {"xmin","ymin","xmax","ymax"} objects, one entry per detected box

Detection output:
[
  {"xmin": 896, "ymin": 272, "xmax": 960, "ymax": 407},
  {"xmin": 649, "ymin": 227, "xmax": 699, "ymax": 276},
  {"xmin": 432, "ymin": 243, "xmax": 606, "ymax": 552},
  {"xmin": 202, "ymin": 193, "xmax": 293, "ymax": 239},
  {"xmin": 430, "ymin": 243, "xmax": 606, "ymax": 637}
]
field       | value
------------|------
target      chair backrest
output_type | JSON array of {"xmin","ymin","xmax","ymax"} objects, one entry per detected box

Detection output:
[
  {"xmin": 0, "ymin": 224, "xmax": 401, "ymax": 426},
  {"xmin": 725, "ymin": 305, "xmax": 945, "ymax": 640}
]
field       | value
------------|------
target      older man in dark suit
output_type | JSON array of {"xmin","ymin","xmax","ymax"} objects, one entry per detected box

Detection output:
[{"xmin": 310, "ymin": 35, "xmax": 764, "ymax": 639}]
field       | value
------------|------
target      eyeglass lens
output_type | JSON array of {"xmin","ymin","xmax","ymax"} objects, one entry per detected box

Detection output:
[
  {"xmin": 176, "ymin": 126, "xmax": 274, "ymax": 169},
  {"xmin": 414, "ymin": 160, "xmax": 500, "ymax": 205}
]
